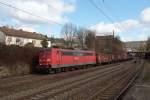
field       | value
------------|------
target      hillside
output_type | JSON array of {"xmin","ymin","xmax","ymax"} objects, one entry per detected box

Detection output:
[{"xmin": 125, "ymin": 41, "xmax": 146, "ymax": 52}]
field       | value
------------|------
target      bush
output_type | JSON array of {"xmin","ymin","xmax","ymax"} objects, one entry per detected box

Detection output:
[
  {"xmin": 0, "ymin": 44, "xmax": 41, "ymax": 74},
  {"xmin": 24, "ymin": 43, "xmax": 34, "ymax": 48},
  {"xmin": 41, "ymin": 38, "xmax": 48, "ymax": 48}
]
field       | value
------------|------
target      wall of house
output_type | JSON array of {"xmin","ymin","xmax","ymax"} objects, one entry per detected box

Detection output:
[
  {"xmin": 5, "ymin": 36, "xmax": 17, "ymax": 45},
  {"xmin": 23, "ymin": 38, "xmax": 43, "ymax": 47},
  {"xmin": 48, "ymin": 41, "xmax": 51, "ymax": 47},
  {"xmin": 5, "ymin": 36, "xmax": 51, "ymax": 47},
  {"xmin": 0, "ymin": 31, "xmax": 5, "ymax": 44}
]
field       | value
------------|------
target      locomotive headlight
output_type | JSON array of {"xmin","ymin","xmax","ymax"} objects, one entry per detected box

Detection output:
[{"xmin": 47, "ymin": 59, "xmax": 51, "ymax": 62}]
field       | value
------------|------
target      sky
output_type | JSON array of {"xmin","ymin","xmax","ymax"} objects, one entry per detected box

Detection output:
[{"xmin": 0, "ymin": 0, "xmax": 150, "ymax": 42}]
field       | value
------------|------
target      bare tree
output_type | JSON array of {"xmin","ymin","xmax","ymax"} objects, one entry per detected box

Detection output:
[
  {"xmin": 76, "ymin": 27, "xmax": 87, "ymax": 49},
  {"xmin": 85, "ymin": 30, "xmax": 96, "ymax": 50},
  {"xmin": 61, "ymin": 23, "xmax": 77, "ymax": 48}
]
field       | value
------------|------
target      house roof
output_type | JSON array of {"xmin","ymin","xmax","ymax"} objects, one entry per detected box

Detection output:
[{"xmin": 0, "ymin": 26, "xmax": 48, "ymax": 40}]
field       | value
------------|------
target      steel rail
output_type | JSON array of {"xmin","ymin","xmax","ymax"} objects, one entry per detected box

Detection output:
[{"xmin": 114, "ymin": 60, "xmax": 144, "ymax": 100}]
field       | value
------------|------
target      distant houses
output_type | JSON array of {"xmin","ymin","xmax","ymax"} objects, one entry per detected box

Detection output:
[
  {"xmin": 125, "ymin": 41, "xmax": 146, "ymax": 52},
  {"xmin": 0, "ymin": 26, "xmax": 51, "ymax": 47}
]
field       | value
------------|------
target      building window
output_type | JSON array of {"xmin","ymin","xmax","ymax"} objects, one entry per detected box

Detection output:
[
  {"xmin": 7, "ymin": 37, "xmax": 12, "ymax": 45},
  {"xmin": 20, "ymin": 39, "xmax": 24, "ymax": 46},
  {"xmin": 32, "ymin": 40, "xmax": 36, "ymax": 45},
  {"xmin": 16, "ymin": 38, "xmax": 24, "ymax": 46},
  {"xmin": 16, "ymin": 38, "xmax": 21, "ymax": 43}
]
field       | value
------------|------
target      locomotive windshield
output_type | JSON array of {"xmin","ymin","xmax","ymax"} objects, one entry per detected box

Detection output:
[{"xmin": 39, "ymin": 49, "xmax": 51, "ymax": 56}]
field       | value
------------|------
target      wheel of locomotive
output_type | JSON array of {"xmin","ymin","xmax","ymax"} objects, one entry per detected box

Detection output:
[
  {"xmin": 69, "ymin": 67, "xmax": 74, "ymax": 71},
  {"xmin": 58, "ymin": 68, "xmax": 62, "ymax": 73},
  {"xmin": 41, "ymin": 68, "xmax": 50, "ymax": 74},
  {"xmin": 47, "ymin": 68, "xmax": 53, "ymax": 74},
  {"xmin": 61, "ymin": 67, "xmax": 65, "ymax": 72},
  {"xmin": 74, "ymin": 66, "xmax": 78, "ymax": 70},
  {"xmin": 54, "ymin": 68, "xmax": 60, "ymax": 73},
  {"xmin": 80, "ymin": 65, "xmax": 84, "ymax": 69},
  {"xmin": 83, "ymin": 65, "xmax": 87, "ymax": 69},
  {"xmin": 45, "ymin": 69, "xmax": 50, "ymax": 74},
  {"xmin": 64, "ymin": 67, "xmax": 67, "ymax": 72},
  {"xmin": 79, "ymin": 65, "xmax": 83, "ymax": 69}
]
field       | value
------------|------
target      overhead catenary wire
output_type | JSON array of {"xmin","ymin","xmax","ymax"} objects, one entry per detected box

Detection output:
[
  {"xmin": 89, "ymin": 0, "xmax": 114, "ymax": 23},
  {"xmin": 101, "ymin": 0, "xmax": 129, "ymax": 33},
  {"xmin": 0, "ymin": 0, "xmax": 127, "ymax": 35},
  {"xmin": 88, "ymin": 0, "xmax": 127, "ymax": 34},
  {"xmin": 0, "ymin": 1, "xmax": 63, "ymax": 26}
]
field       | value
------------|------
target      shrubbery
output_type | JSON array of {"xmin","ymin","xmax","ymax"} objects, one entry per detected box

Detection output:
[
  {"xmin": 24, "ymin": 42, "xmax": 34, "ymax": 48},
  {"xmin": 41, "ymin": 38, "xmax": 48, "ymax": 48},
  {"xmin": 0, "ymin": 44, "xmax": 41, "ymax": 74}
]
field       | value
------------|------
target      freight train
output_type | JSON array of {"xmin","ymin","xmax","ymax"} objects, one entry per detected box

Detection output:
[{"xmin": 37, "ymin": 48, "xmax": 131, "ymax": 73}]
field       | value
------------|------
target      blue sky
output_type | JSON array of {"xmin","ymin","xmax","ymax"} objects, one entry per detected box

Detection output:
[{"xmin": 0, "ymin": 0, "xmax": 150, "ymax": 41}]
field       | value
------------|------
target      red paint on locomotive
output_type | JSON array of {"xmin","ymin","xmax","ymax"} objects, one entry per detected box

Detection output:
[
  {"xmin": 37, "ymin": 48, "xmax": 131, "ymax": 72},
  {"xmin": 38, "ymin": 48, "xmax": 96, "ymax": 70}
]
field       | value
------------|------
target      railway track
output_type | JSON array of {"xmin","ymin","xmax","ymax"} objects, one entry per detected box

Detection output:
[
  {"xmin": 0, "ymin": 62, "xmax": 121, "ymax": 87},
  {"xmin": 0, "ymin": 63, "xmax": 122, "ymax": 97},
  {"xmin": 0, "ymin": 60, "xmax": 141, "ymax": 100},
  {"xmin": 45, "ymin": 66, "xmax": 131, "ymax": 100},
  {"xmin": 114, "ymin": 60, "xmax": 144, "ymax": 100},
  {"xmin": 22, "ymin": 64, "xmax": 129, "ymax": 100},
  {"xmin": 0, "ymin": 62, "xmax": 127, "ymax": 96},
  {"xmin": 88, "ymin": 60, "xmax": 143, "ymax": 100}
]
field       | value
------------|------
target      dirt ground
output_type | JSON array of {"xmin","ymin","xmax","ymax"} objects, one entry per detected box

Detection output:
[{"xmin": 123, "ymin": 60, "xmax": 150, "ymax": 100}]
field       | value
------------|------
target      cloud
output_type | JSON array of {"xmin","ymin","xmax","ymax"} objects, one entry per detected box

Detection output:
[
  {"xmin": 90, "ymin": 6, "xmax": 150, "ymax": 40},
  {"xmin": 0, "ymin": 0, "xmax": 76, "ymax": 36},
  {"xmin": 90, "ymin": 22, "xmax": 121, "ymax": 36},
  {"xmin": 90, "ymin": 6, "xmax": 150, "ymax": 42},
  {"xmin": 90, "ymin": 19, "xmax": 139, "ymax": 36},
  {"xmin": 120, "ymin": 19, "xmax": 140, "ymax": 30},
  {"xmin": 1, "ymin": 0, "xmax": 76, "ymax": 24},
  {"xmin": 140, "ymin": 7, "xmax": 150, "ymax": 24}
]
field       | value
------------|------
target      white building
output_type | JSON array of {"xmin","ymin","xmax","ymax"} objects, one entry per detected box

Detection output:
[{"xmin": 0, "ymin": 26, "xmax": 51, "ymax": 47}]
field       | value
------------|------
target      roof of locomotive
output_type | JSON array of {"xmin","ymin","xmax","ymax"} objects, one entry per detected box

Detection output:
[
  {"xmin": 40, "ymin": 48, "xmax": 95, "ymax": 53},
  {"xmin": 55, "ymin": 48, "xmax": 95, "ymax": 53}
]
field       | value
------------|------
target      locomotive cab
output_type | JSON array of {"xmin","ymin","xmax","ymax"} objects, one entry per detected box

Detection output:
[
  {"xmin": 37, "ymin": 48, "xmax": 97, "ymax": 73},
  {"xmin": 38, "ymin": 48, "xmax": 52, "ymax": 71}
]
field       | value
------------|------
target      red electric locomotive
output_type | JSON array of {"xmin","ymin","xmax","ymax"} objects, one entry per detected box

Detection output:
[
  {"xmin": 37, "ymin": 48, "xmax": 96, "ymax": 73},
  {"xmin": 37, "ymin": 48, "xmax": 131, "ymax": 73}
]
